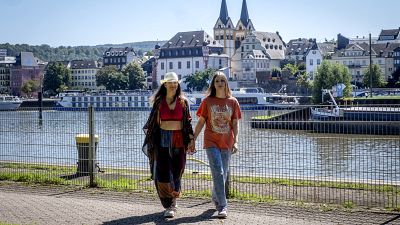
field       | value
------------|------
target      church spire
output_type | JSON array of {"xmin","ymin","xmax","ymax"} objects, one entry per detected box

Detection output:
[
  {"xmin": 240, "ymin": 0, "xmax": 249, "ymax": 27},
  {"xmin": 219, "ymin": 0, "xmax": 229, "ymax": 25}
]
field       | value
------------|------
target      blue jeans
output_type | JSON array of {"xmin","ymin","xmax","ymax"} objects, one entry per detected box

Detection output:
[{"xmin": 206, "ymin": 147, "xmax": 231, "ymax": 211}]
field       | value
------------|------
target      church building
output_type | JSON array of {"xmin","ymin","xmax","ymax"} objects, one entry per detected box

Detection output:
[{"xmin": 214, "ymin": 0, "xmax": 286, "ymax": 86}]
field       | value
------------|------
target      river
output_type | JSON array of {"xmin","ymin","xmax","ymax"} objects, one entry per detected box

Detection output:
[{"xmin": 0, "ymin": 109, "xmax": 399, "ymax": 182}]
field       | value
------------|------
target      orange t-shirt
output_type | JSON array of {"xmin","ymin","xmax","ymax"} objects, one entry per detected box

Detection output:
[{"xmin": 196, "ymin": 96, "xmax": 241, "ymax": 150}]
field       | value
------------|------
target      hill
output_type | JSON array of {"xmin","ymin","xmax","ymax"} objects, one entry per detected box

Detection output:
[{"xmin": 0, "ymin": 41, "xmax": 166, "ymax": 62}]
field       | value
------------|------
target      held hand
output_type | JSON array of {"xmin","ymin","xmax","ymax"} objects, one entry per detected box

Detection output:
[
  {"xmin": 232, "ymin": 142, "xmax": 239, "ymax": 154},
  {"xmin": 187, "ymin": 139, "xmax": 196, "ymax": 155}
]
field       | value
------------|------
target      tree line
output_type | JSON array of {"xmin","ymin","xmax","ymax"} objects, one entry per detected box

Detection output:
[{"xmin": 0, "ymin": 41, "xmax": 162, "ymax": 61}]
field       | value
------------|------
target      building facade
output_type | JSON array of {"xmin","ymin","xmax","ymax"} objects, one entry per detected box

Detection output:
[
  {"xmin": 154, "ymin": 30, "xmax": 228, "ymax": 90},
  {"xmin": 103, "ymin": 47, "xmax": 138, "ymax": 70},
  {"xmin": 10, "ymin": 52, "xmax": 42, "ymax": 97},
  {"xmin": 329, "ymin": 43, "xmax": 399, "ymax": 85},
  {"xmin": 231, "ymin": 31, "xmax": 285, "ymax": 85},
  {"xmin": 0, "ymin": 50, "xmax": 16, "ymax": 94},
  {"xmin": 70, "ymin": 60, "xmax": 99, "ymax": 90},
  {"xmin": 305, "ymin": 42, "xmax": 335, "ymax": 80}
]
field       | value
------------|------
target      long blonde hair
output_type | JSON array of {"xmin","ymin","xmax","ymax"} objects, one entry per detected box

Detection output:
[{"xmin": 206, "ymin": 71, "xmax": 232, "ymax": 98}]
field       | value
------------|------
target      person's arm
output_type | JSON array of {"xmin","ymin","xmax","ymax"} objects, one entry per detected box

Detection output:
[
  {"xmin": 232, "ymin": 119, "xmax": 239, "ymax": 144},
  {"xmin": 231, "ymin": 119, "xmax": 239, "ymax": 154},
  {"xmin": 193, "ymin": 116, "xmax": 206, "ymax": 141}
]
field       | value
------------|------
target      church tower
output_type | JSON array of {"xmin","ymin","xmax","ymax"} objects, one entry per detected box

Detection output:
[
  {"xmin": 234, "ymin": 0, "xmax": 255, "ymax": 49},
  {"xmin": 214, "ymin": 0, "xmax": 235, "ymax": 58}
]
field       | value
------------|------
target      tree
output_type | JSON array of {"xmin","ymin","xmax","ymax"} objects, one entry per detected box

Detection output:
[
  {"xmin": 387, "ymin": 67, "xmax": 400, "ymax": 87},
  {"xmin": 312, "ymin": 61, "xmax": 352, "ymax": 103},
  {"xmin": 123, "ymin": 62, "xmax": 146, "ymax": 90},
  {"xmin": 363, "ymin": 64, "xmax": 384, "ymax": 88},
  {"xmin": 43, "ymin": 62, "xmax": 71, "ymax": 95},
  {"xmin": 184, "ymin": 69, "xmax": 214, "ymax": 91},
  {"xmin": 271, "ymin": 67, "xmax": 282, "ymax": 79},
  {"xmin": 21, "ymin": 80, "xmax": 40, "ymax": 97},
  {"xmin": 296, "ymin": 71, "xmax": 311, "ymax": 94},
  {"xmin": 96, "ymin": 66, "xmax": 128, "ymax": 91}
]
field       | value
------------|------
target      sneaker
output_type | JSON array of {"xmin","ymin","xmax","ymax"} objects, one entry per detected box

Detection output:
[
  {"xmin": 217, "ymin": 208, "xmax": 227, "ymax": 219},
  {"xmin": 163, "ymin": 207, "xmax": 175, "ymax": 218}
]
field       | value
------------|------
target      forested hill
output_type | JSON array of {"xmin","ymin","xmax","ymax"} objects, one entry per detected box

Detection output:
[{"xmin": 0, "ymin": 41, "xmax": 165, "ymax": 62}]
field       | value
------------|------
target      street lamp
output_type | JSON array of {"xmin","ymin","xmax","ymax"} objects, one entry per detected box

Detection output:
[
  {"xmin": 202, "ymin": 46, "xmax": 209, "ymax": 69},
  {"xmin": 369, "ymin": 33, "xmax": 373, "ymax": 97},
  {"xmin": 153, "ymin": 45, "xmax": 161, "ymax": 89}
]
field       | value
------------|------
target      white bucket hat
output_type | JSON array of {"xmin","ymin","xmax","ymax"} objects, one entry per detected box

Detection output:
[{"xmin": 160, "ymin": 72, "xmax": 180, "ymax": 84}]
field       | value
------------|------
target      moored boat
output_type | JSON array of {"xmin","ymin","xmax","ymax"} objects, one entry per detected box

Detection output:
[
  {"xmin": 55, "ymin": 90, "xmax": 152, "ymax": 111},
  {"xmin": 0, "ymin": 95, "xmax": 23, "ymax": 110},
  {"xmin": 311, "ymin": 90, "xmax": 400, "ymax": 121}
]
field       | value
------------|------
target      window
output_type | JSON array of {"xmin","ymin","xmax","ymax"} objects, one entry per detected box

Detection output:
[
  {"xmin": 195, "ymin": 61, "xmax": 199, "ymax": 68},
  {"xmin": 161, "ymin": 62, "xmax": 165, "ymax": 70},
  {"xmin": 317, "ymin": 59, "xmax": 321, "ymax": 65},
  {"xmin": 187, "ymin": 61, "xmax": 190, "ymax": 69},
  {"xmin": 178, "ymin": 61, "xmax": 182, "ymax": 69},
  {"xmin": 309, "ymin": 59, "xmax": 313, "ymax": 66},
  {"xmin": 169, "ymin": 62, "xmax": 173, "ymax": 69}
]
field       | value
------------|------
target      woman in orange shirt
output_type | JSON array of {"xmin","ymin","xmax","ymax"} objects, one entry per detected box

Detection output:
[{"xmin": 193, "ymin": 71, "xmax": 241, "ymax": 219}]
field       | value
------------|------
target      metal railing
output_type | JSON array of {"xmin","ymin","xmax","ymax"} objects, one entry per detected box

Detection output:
[{"xmin": 0, "ymin": 104, "xmax": 399, "ymax": 208}]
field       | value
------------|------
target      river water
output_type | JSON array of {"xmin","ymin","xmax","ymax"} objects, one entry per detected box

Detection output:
[{"xmin": 0, "ymin": 109, "xmax": 399, "ymax": 183}]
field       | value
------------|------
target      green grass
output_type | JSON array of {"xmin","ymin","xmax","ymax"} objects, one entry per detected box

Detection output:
[
  {"xmin": 231, "ymin": 176, "xmax": 400, "ymax": 194},
  {"xmin": 228, "ymin": 188, "xmax": 275, "ymax": 203},
  {"xmin": 343, "ymin": 201, "xmax": 356, "ymax": 209},
  {"xmin": 343, "ymin": 96, "xmax": 400, "ymax": 101},
  {"xmin": 1, "ymin": 162, "xmax": 399, "ymax": 198},
  {"xmin": 251, "ymin": 115, "xmax": 274, "ymax": 120},
  {"xmin": 0, "ymin": 172, "xmax": 66, "ymax": 185},
  {"xmin": 0, "ymin": 222, "xmax": 20, "ymax": 225}
]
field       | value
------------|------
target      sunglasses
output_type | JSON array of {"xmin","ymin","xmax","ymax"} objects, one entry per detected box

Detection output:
[{"xmin": 215, "ymin": 79, "xmax": 226, "ymax": 83}]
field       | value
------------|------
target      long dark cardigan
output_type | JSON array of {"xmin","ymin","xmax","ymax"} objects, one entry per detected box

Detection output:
[{"xmin": 142, "ymin": 97, "xmax": 193, "ymax": 179}]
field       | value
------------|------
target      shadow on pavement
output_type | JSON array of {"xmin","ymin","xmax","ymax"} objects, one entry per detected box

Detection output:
[{"xmin": 103, "ymin": 209, "xmax": 216, "ymax": 225}]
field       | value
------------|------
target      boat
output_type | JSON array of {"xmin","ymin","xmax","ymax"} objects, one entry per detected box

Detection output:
[
  {"xmin": 186, "ymin": 88, "xmax": 271, "ymax": 110},
  {"xmin": 55, "ymin": 88, "xmax": 300, "ymax": 111},
  {"xmin": 264, "ymin": 93, "xmax": 300, "ymax": 110},
  {"xmin": 55, "ymin": 90, "xmax": 153, "ymax": 111},
  {"xmin": 187, "ymin": 87, "xmax": 303, "ymax": 110},
  {"xmin": 311, "ymin": 89, "xmax": 400, "ymax": 121},
  {"xmin": 0, "ymin": 95, "xmax": 23, "ymax": 110}
]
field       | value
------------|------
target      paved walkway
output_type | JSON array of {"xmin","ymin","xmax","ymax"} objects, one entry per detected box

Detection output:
[{"xmin": 0, "ymin": 182, "xmax": 399, "ymax": 225}]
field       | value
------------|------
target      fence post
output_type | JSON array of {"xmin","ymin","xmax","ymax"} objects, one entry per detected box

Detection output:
[{"xmin": 88, "ymin": 105, "xmax": 96, "ymax": 187}]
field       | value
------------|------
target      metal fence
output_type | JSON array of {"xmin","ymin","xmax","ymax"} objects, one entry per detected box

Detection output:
[{"xmin": 0, "ymin": 104, "xmax": 399, "ymax": 208}]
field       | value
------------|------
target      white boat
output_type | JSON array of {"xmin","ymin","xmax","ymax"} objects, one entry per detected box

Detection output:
[
  {"xmin": 311, "ymin": 89, "xmax": 400, "ymax": 121},
  {"xmin": 186, "ymin": 88, "xmax": 270, "ymax": 110},
  {"xmin": 264, "ymin": 93, "xmax": 300, "ymax": 109},
  {"xmin": 56, "ymin": 90, "xmax": 152, "ymax": 111},
  {"xmin": 0, "ymin": 95, "xmax": 23, "ymax": 110}
]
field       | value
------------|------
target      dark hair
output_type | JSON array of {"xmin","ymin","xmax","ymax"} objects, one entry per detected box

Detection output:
[
  {"xmin": 150, "ymin": 82, "xmax": 184, "ymax": 106},
  {"xmin": 206, "ymin": 71, "xmax": 231, "ymax": 97}
]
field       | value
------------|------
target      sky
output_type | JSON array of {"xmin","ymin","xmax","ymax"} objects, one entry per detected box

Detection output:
[{"xmin": 1, "ymin": 0, "xmax": 399, "ymax": 47}]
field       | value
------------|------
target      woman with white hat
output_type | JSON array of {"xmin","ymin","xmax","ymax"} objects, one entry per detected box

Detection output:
[{"xmin": 142, "ymin": 72, "xmax": 195, "ymax": 218}]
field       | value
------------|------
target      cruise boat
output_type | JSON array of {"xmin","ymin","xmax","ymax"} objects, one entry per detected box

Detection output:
[
  {"xmin": 0, "ymin": 95, "xmax": 23, "ymax": 110},
  {"xmin": 186, "ymin": 88, "xmax": 270, "ymax": 110},
  {"xmin": 56, "ymin": 91, "xmax": 153, "ymax": 111}
]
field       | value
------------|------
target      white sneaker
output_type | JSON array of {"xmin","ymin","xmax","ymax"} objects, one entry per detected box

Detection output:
[
  {"xmin": 163, "ymin": 207, "xmax": 175, "ymax": 218},
  {"xmin": 217, "ymin": 208, "xmax": 227, "ymax": 218}
]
